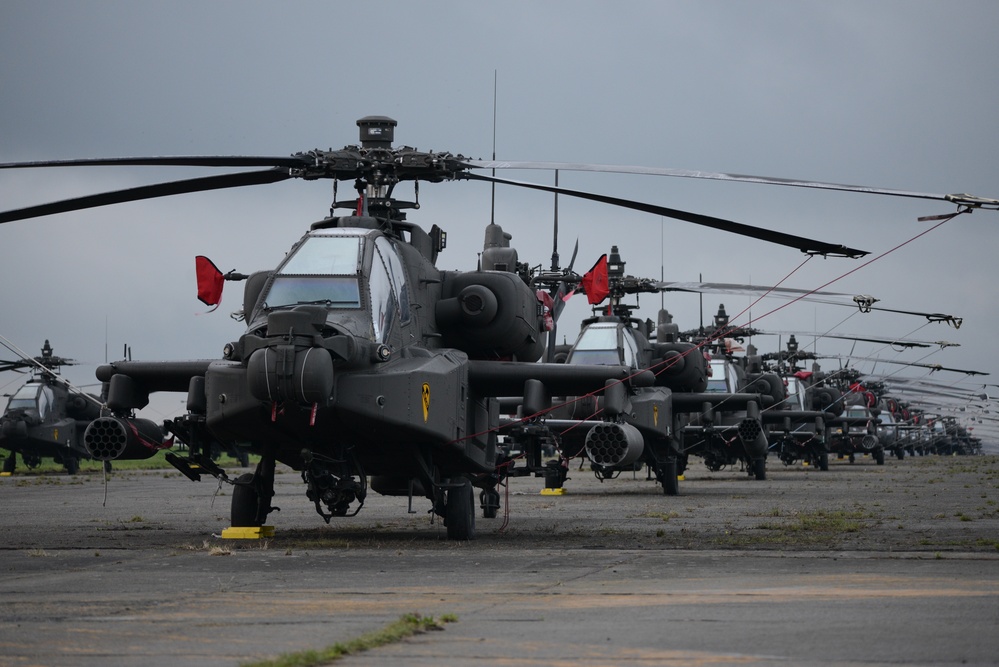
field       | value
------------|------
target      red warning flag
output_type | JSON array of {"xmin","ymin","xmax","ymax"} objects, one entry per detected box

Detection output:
[
  {"xmin": 580, "ymin": 254, "xmax": 610, "ymax": 305},
  {"xmin": 195, "ymin": 255, "xmax": 225, "ymax": 306}
]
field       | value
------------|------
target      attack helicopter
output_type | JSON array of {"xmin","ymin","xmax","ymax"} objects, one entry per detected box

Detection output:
[
  {"xmin": 2, "ymin": 115, "xmax": 995, "ymax": 539},
  {"xmin": 748, "ymin": 335, "xmax": 843, "ymax": 471},
  {"xmin": 753, "ymin": 331, "xmax": 962, "ymax": 468},
  {"xmin": 669, "ymin": 304, "xmax": 786, "ymax": 480},
  {"xmin": 499, "ymin": 250, "xmax": 789, "ymax": 492},
  {"xmin": 498, "ymin": 246, "xmax": 710, "ymax": 496},
  {"xmin": 0, "ymin": 340, "xmax": 102, "ymax": 474}
]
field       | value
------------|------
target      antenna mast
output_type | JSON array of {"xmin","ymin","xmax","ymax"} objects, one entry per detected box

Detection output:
[{"xmin": 490, "ymin": 70, "xmax": 497, "ymax": 225}]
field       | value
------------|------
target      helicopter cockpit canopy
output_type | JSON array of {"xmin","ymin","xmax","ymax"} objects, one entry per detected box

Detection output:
[
  {"xmin": 261, "ymin": 233, "xmax": 362, "ymax": 310},
  {"xmin": 252, "ymin": 229, "xmax": 411, "ymax": 345},
  {"xmin": 5, "ymin": 382, "xmax": 53, "ymax": 419},
  {"xmin": 567, "ymin": 322, "xmax": 639, "ymax": 369},
  {"xmin": 784, "ymin": 376, "xmax": 806, "ymax": 411},
  {"xmin": 706, "ymin": 359, "xmax": 738, "ymax": 393}
]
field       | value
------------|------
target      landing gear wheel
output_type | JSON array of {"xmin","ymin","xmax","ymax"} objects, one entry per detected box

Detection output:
[
  {"xmin": 445, "ymin": 479, "xmax": 475, "ymax": 541},
  {"xmin": 818, "ymin": 451, "xmax": 829, "ymax": 471},
  {"xmin": 895, "ymin": 447, "xmax": 905, "ymax": 460},
  {"xmin": 480, "ymin": 488, "xmax": 500, "ymax": 519},
  {"xmin": 875, "ymin": 448, "xmax": 885, "ymax": 465},
  {"xmin": 64, "ymin": 457, "xmax": 79, "ymax": 475},
  {"xmin": 752, "ymin": 457, "xmax": 767, "ymax": 481},
  {"xmin": 662, "ymin": 458, "xmax": 679, "ymax": 496},
  {"xmin": 2, "ymin": 452, "xmax": 15, "ymax": 474},
  {"xmin": 231, "ymin": 473, "xmax": 262, "ymax": 527}
]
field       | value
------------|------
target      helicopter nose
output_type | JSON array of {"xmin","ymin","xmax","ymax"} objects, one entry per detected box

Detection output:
[
  {"xmin": 1, "ymin": 418, "xmax": 29, "ymax": 438},
  {"xmin": 243, "ymin": 307, "xmax": 336, "ymax": 406}
]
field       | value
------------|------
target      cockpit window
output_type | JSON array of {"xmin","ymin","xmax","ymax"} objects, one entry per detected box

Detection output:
[
  {"xmin": 784, "ymin": 378, "xmax": 805, "ymax": 409},
  {"xmin": 280, "ymin": 235, "xmax": 360, "ymax": 275},
  {"xmin": 568, "ymin": 323, "xmax": 623, "ymax": 366},
  {"xmin": 706, "ymin": 360, "xmax": 731, "ymax": 392},
  {"xmin": 374, "ymin": 237, "xmax": 411, "ymax": 323},
  {"xmin": 263, "ymin": 277, "xmax": 361, "ymax": 309},
  {"xmin": 261, "ymin": 234, "xmax": 362, "ymax": 309},
  {"xmin": 7, "ymin": 383, "xmax": 38, "ymax": 411},
  {"xmin": 6, "ymin": 383, "xmax": 52, "ymax": 418}
]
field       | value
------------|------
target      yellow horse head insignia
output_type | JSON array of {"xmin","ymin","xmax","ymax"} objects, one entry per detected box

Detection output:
[{"xmin": 421, "ymin": 383, "xmax": 430, "ymax": 422}]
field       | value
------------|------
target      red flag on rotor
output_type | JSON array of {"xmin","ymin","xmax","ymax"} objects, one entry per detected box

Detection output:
[
  {"xmin": 195, "ymin": 255, "xmax": 225, "ymax": 306},
  {"xmin": 580, "ymin": 254, "xmax": 610, "ymax": 305}
]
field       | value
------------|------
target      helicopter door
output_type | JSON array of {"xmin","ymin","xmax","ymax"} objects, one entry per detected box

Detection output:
[{"xmin": 369, "ymin": 236, "xmax": 411, "ymax": 344}]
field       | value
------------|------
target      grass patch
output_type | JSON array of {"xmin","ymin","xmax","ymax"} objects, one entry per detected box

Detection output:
[
  {"xmin": 718, "ymin": 509, "xmax": 872, "ymax": 548},
  {"xmin": 241, "ymin": 613, "xmax": 455, "ymax": 667},
  {"xmin": 0, "ymin": 448, "xmax": 257, "ymax": 474}
]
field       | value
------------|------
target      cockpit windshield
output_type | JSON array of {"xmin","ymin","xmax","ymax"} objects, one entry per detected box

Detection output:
[
  {"xmin": 568, "ymin": 323, "xmax": 630, "ymax": 366},
  {"xmin": 6, "ymin": 383, "xmax": 52, "ymax": 418},
  {"xmin": 706, "ymin": 360, "xmax": 731, "ymax": 392},
  {"xmin": 260, "ymin": 235, "xmax": 362, "ymax": 310}
]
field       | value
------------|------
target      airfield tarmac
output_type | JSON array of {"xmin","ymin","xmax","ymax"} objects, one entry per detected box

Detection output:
[{"xmin": 1, "ymin": 455, "xmax": 997, "ymax": 666}]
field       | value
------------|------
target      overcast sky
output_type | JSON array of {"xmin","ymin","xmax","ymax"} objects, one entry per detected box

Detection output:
[{"xmin": 2, "ymin": 1, "xmax": 998, "ymax": 440}]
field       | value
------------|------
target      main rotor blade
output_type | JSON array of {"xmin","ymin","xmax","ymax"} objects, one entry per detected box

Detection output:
[
  {"xmin": 0, "ymin": 156, "xmax": 308, "ymax": 169},
  {"xmin": 764, "ymin": 330, "xmax": 955, "ymax": 349},
  {"xmin": 462, "ymin": 160, "xmax": 999, "ymax": 209},
  {"xmin": 463, "ymin": 172, "xmax": 867, "ymax": 257},
  {"xmin": 822, "ymin": 354, "xmax": 988, "ymax": 376},
  {"xmin": 656, "ymin": 281, "xmax": 860, "ymax": 301},
  {"xmin": 656, "ymin": 280, "xmax": 961, "ymax": 326},
  {"xmin": 0, "ymin": 168, "xmax": 291, "ymax": 224}
]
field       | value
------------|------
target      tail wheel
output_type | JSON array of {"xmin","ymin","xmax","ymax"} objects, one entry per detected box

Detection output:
[
  {"xmin": 231, "ymin": 473, "xmax": 262, "ymax": 527},
  {"xmin": 661, "ymin": 458, "xmax": 679, "ymax": 496},
  {"xmin": 480, "ymin": 488, "xmax": 500, "ymax": 519},
  {"xmin": 445, "ymin": 479, "xmax": 475, "ymax": 541}
]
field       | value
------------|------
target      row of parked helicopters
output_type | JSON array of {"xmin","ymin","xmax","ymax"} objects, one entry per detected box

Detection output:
[{"xmin": 2, "ymin": 116, "xmax": 995, "ymax": 539}]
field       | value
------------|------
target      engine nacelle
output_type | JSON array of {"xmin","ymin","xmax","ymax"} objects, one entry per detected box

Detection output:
[
  {"xmin": 651, "ymin": 342, "xmax": 708, "ymax": 392},
  {"xmin": 436, "ymin": 270, "xmax": 544, "ymax": 361},
  {"xmin": 745, "ymin": 372, "xmax": 785, "ymax": 406},
  {"xmin": 584, "ymin": 422, "xmax": 645, "ymax": 467},
  {"xmin": 84, "ymin": 417, "xmax": 164, "ymax": 460},
  {"xmin": 810, "ymin": 385, "xmax": 844, "ymax": 417},
  {"xmin": 65, "ymin": 395, "xmax": 102, "ymax": 421}
]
